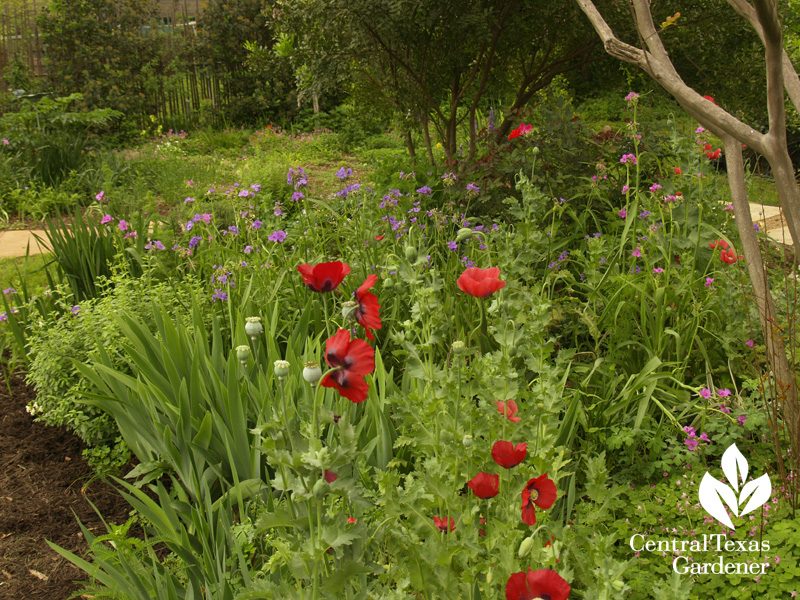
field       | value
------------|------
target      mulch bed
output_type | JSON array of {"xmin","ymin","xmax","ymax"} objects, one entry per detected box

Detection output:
[{"xmin": 0, "ymin": 370, "xmax": 131, "ymax": 599}]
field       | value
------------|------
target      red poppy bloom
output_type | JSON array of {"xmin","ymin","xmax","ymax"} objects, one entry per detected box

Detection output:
[
  {"xmin": 674, "ymin": 167, "xmax": 682, "ymax": 175},
  {"xmin": 491, "ymin": 441, "xmax": 527, "ymax": 469},
  {"xmin": 433, "ymin": 516, "xmax": 455, "ymax": 533},
  {"xmin": 720, "ymin": 246, "xmax": 744, "ymax": 265},
  {"xmin": 347, "ymin": 516, "xmax": 357, "ymax": 524},
  {"xmin": 495, "ymin": 399, "xmax": 522, "ymax": 423},
  {"xmin": 705, "ymin": 148, "xmax": 721, "ymax": 160},
  {"xmin": 702, "ymin": 95, "xmax": 716, "ymax": 104},
  {"xmin": 467, "ymin": 472, "xmax": 500, "ymax": 499},
  {"xmin": 375, "ymin": 235, "xmax": 384, "ymax": 241},
  {"xmin": 297, "ymin": 261, "xmax": 350, "ymax": 292},
  {"xmin": 521, "ymin": 474, "xmax": 557, "ymax": 526},
  {"xmin": 709, "ymin": 238, "xmax": 730, "ymax": 250},
  {"xmin": 324, "ymin": 470, "xmax": 338, "ymax": 483},
  {"xmin": 321, "ymin": 329, "xmax": 375, "ymax": 403},
  {"xmin": 508, "ymin": 122, "xmax": 532, "ymax": 140},
  {"xmin": 355, "ymin": 274, "xmax": 382, "ymax": 340},
  {"xmin": 458, "ymin": 267, "xmax": 506, "ymax": 298},
  {"xmin": 505, "ymin": 569, "xmax": 570, "ymax": 600}
]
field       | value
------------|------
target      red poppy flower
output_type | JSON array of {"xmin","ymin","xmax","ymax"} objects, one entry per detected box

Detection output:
[
  {"xmin": 491, "ymin": 441, "xmax": 527, "ymax": 469},
  {"xmin": 321, "ymin": 329, "xmax": 375, "ymax": 403},
  {"xmin": 674, "ymin": 167, "xmax": 682, "ymax": 175},
  {"xmin": 324, "ymin": 470, "xmax": 338, "ymax": 483},
  {"xmin": 505, "ymin": 569, "xmax": 570, "ymax": 600},
  {"xmin": 508, "ymin": 122, "xmax": 532, "ymax": 140},
  {"xmin": 433, "ymin": 516, "xmax": 455, "ymax": 533},
  {"xmin": 521, "ymin": 474, "xmax": 557, "ymax": 526},
  {"xmin": 375, "ymin": 235, "xmax": 384, "ymax": 241},
  {"xmin": 347, "ymin": 516, "xmax": 357, "ymax": 524},
  {"xmin": 467, "ymin": 472, "xmax": 500, "ymax": 499},
  {"xmin": 720, "ymin": 246, "xmax": 744, "ymax": 265},
  {"xmin": 495, "ymin": 399, "xmax": 522, "ymax": 423},
  {"xmin": 458, "ymin": 267, "xmax": 506, "ymax": 298},
  {"xmin": 705, "ymin": 148, "xmax": 721, "ymax": 160},
  {"xmin": 702, "ymin": 95, "xmax": 716, "ymax": 104},
  {"xmin": 297, "ymin": 261, "xmax": 350, "ymax": 292},
  {"xmin": 709, "ymin": 238, "xmax": 730, "ymax": 250},
  {"xmin": 355, "ymin": 274, "xmax": 382, "ymax": 340}
]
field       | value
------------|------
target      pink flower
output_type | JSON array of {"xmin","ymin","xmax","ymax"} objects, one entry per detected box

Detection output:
[
  {"xmin": 699, "ymin": 388, "xmax": 712, "ymax": 400},
  {"xmin": 618, "ymin": 209, "xmax": 627, "ymax": 218},
  {"xmin": 719, "ymin": 404, "xmax": 731, "ymax": 414},
  {"xmin": 653, "ymin": 267, "xmax": 664, "ymax": 274},
  {"xmin": 737, "ymin": 415, "xmax": 747, "ymax": 426},
  {"xmin": 625, "ymin": 92, "xmax": 640, "ymax": 101},
  {"xmin": 622, "ymin": 185, "xmax": 629, "ymax": 194},
  {"xmin": 101, "ymin": 214, "xmax": 113, "ymax": 224},
  {"xmin": 631, "ymin": 247, "xmax": 641, "ymax": 258},
  {"xmin": 746, "ymin": 339, "xmax": 755, "ymax": 348},
  {"xmin": 718, "ymin": 388, "xmax": 731, "ymax": 397},
  {"xmin": 686, "ymin": 438, "xmax": 699, "ymax": 451},
  {"xmin": 118, "ymin": 220, "xmax": 129, "ymax": 231},
  {"xmin": 95, "ymin": 191, "xmax": 105, "ymax": 201},
  {"xmin": 705, "ymin": 277, "xmax": 714, "ymax": 288}
]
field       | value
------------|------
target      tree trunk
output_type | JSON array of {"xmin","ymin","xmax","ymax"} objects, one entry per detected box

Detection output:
[
  {"xmin": 723, "ymin": 134, "xmax": 797, "ymax": 474},
  {"xmin": 467, "ymin": 104, "xmax": 477, "ymax": 162},
  {"xmin": 422, "ymin": 117, "xmax": 435, "ymax": 166},
  {"xmin": 405, "ymin": 130, "xmax": 416, "ymax": 162}
]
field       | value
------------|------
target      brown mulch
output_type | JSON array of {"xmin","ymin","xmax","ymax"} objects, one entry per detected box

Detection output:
[{"xmin": 0, "ymin": 371, "xmax": 131, "ymax": 599}]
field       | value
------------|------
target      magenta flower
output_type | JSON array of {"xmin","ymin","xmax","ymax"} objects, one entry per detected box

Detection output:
[
  {"xmin": 101, "ymin": 215, "xmax": 113, "ymax": 224},
  {"xmin": 652, "ymin": 267, "xmax": 664, "ymax": 274},
  {"xmin": 620, "ymin": 154, "xmax": 637, "ymax": 164},
  {"xmin": 705, "ymin": 277, "xmax": 714, "ymax": 288},
  {"xmin": 95, "ymin": 191, "xmax": 105, "ymax": 201},
  {"xmin": 621, "ymin": 185, "xmax": 629, "ymax": 194},
  {"xmin": 746, "ymin": 339, "xmax": 755, "ymax": 348},
  {"xmin": 737, "ymin": 415, "xmax": 747, "ymax": 426},
  {"xmin": 699, "ymin": 388, "xmax": 712, "ymax": 399},
  {"xmin": 685, "ymin": 438, "xmax": 699, "ymax": 451},
  {"xmin": 118, "ymin": 220, "xmax": 129, "ymax": 231},
  {"xmin": 618, "ymin": 209, "xmax": 627, "ymax": 218},
  {"xmin": 719, "ymin": 404, "xmax": 732, "ymax": 414},
  {"xmin": 625, "ymin": 91, "xmax": 640, "ymax": 101},
  {"xmin": 631, "ymin": 247, "xmax": 641, "ymax": 258},
  {"xmin": 683, "ymin": 426, "xmax": 696, "ymax": 438}
]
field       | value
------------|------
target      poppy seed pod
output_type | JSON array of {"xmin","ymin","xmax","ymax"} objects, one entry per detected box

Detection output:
[
  {"xmin": 383, "ymin": 278, "xmax": 395, "ymax": 290},
  {"xmin": 452, "ymin": 340, "xmax": 468, "ymax": 355},
  {"xmin": 532, "ymin": 146, "xmax": 540, "ymax": 155},
  {"xmin": 303, "ymin": 361, "xmax": 322, "ymax": 384},
  {"xmin": 341, "ymin": 300, "xmax": 358, "ymax": 320},
  {"xmin": 274, "ymin": 360, "xmax": 291, "ymax": 379},
  {"xmin": 235, "ymin": 345, "xmax": 250, "ymax": 364},
  {"xmin": 244, "ymin": 317, "xmax": 263, "ymax": 339},
  {"xmin": 404, "ymin": 245, "xmax": 418, "ymax": 262},
  {"xmin": 462, "ymin": 434, "xmax": 473, "ymax": 448},
  {"xmin": 455, "ymin": 228, "xmax": 473, "ymax": 243}
]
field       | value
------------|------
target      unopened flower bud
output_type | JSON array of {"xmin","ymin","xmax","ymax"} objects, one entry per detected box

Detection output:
[
  {"xmin": 236, "ymin": 345, "xmax": 250, "ymax": 364},
  {"xmin": 383, "ymin": 278, "xmax": 395, "ymax": 290},
  {"xmin": 452, "ymin": 341, "xmax": 468, "ymax": 355},
  {"xmin": 245, "ymin": 317, "xmax": 263, "ymax": 339},
  {"xmin": 486, "ymin": 571, "xmax": 493, "ymax": 585},
  {"xmin": 274, "ymin": 360, "xmax": 290, "ymax": 379},
  {"xmin": 611, "ymin": 581, "xmax": 625, "ymax": 591},
  {"xmin": 341, "ymin": 300, "xmax": 358, "ymax": 320},
  {"xmin": 462, "ymin": 435, "xmax": 473, "ymax": 448},
  {"xmin": 404, "ymin": 245, "xmax": 418, "ymax": 262},
  {"xmin": 303, "ymin": 361, "xmax": 322, "ymax": 384},
  {"xmin": 455, "ymin": 228, "xmax": 473, "ymax": 243},
  {"xmin": 532, "ymin": 146, "xmax": 540, "ymax": 155},
  {"xmin": 518, "ymin": 537, "xmax": 534, "ymax": 558}
]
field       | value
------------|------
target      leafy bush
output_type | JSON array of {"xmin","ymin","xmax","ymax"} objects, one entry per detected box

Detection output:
[{"xmin": 25, "ymin": 272, "xmax": 207, "ymax": 457}]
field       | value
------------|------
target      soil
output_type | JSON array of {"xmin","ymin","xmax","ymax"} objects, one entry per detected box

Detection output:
[{"xmin": 0, "ymin": 370, "xmax": 131, "ymax": 599}]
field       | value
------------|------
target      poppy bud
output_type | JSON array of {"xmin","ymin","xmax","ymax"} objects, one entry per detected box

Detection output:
[
  {"xmin": 487, "ymin": 571, "xmax": 493, "ymax": 584},
  {"xmin": 341, "ymin": 300, "xmax": 358, "ymax": 320},
  {"xmin": 312, "ymin": 478, "xmax": 328, "ymax": 498},
  {"xmin": 303, "ymin": 361, "xmax": 322, "ymax": 384},
  {"xmin": 274, "ymin": 360, "xmax": 290, "ymax": 379},
  {"xmin": 456, "ymin": 228, "xmax": 473, "ymax": 243},
  {"xmin": 462, "ymin": 434, "xmax": 473, "ymax": 448},
  {"xmin": 612, "ymin": 581, "xmax": 625, "ymax": 591},
  {"xmin": 236, "ymin": 345, "xmax": 250, "ymax": 364},
  {"xmin": 452, "ymin": 340, "xmax": 468, "ymax": 355},
  {"xmin": 245, "ymin": 317, "xmax": 263, "ymax": 339},
  {"xmin": 383, "ymin": 278, "xmax": 395, "ymax": 290},
  {"xmin": 518, "ymin": 536, "xmax": 534, "ymax": 558},
  {"xmin": 404, "ymin": 245, "xmax": 418, "ymax": 262},
  {"xmin": 532, "ymin": 146, "xmax": 540, "ymax": 155}
]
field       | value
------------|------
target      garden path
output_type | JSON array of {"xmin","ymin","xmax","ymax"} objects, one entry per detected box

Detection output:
[{"xmin": 0, "ymin": 202, "xmax": 794, "ymax": 260}]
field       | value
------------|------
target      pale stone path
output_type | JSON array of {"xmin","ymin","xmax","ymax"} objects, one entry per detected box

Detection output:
[{"xmin": 0, "ymin": 203, "xmax": 794, "ymax": 260}]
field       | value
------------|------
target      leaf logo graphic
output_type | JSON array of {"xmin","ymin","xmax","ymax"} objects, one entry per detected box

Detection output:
[{"xmin": 698, "ymin": 444, "xmax": 771, "ymax": 529}]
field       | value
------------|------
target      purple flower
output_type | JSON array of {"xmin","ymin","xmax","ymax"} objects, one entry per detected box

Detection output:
[
  {"xmin": 3, "ymin": 288, "xmax": 16, "ymax": 295},
  {"xmin": 212, "ymin": 289, "xmax": 228, "ymax": 302},
  {"xmin": 185, "ymin": 221, "xmax": 194, "ymax": 232},
  {"xmin": 145, "ymin": 240, "xmax": 165, "ymax": 250},
  {"xmin": 184, "ymin": 197, "xmax": 195, "ymax": 204},
  {"xmin": 71, "ymin": 306, "xmax": 81, "ymax": 315},
  {"xmin": 189, "ymin": 236, "xmax": 202, "ymax": 249},
  {"xmin": 118, "ymin": 220, "xmax": 129, "ymax": 232},
  {"xmin": 416, "ymin": 186, "xmax": 432, "ymax": 195},
  {"xmin": 251, "ymin": 184, "xmax": 261, "ymax": 192},
  {"xmin": 336, "ymin": 167, "xmax": 353, "ymax": 179},
  {"xmin": 268, "ymin": 230, "xmax": 287, "ymax": 243},
  {"xmin": 274, "ymin": 203, "xmax": 284, "ymax": 217},
  {"xmin": 202, "ymin": 214, "xmax": 212, "ymax": 224},
  {"xmin": 685, "ymin": 438, "xmax": 699, "ymax": 451},
  {"xmin": 753, "ymin": 223, "xmax": 760, "ymax": 232},
  {"xmin": 123, "ymin": 232, "xmax": 138, "ymax": 239},
  {"xmin": 292, "ymin": 191, "xmax": 304, "ymax": 202},
  {"xmin": 228, "ymin": 226, "xmax": 240, "ymax": 235},
  {"xmin": 238, "ymin": 190, "xmax": 251, "ymax": 198},
  {"xmin": 446, "ymin": 241, "xmax": 458, "ymax": 251},
  {"xmin": 252, "ymin": 220, "xmax": 262, "ymax": 229},
  {"xmin": 244, "ymin": 245, "xmax": 254, "ymax": 254},
  {"xmin": 699, "ymin": 387, "xmax": 712, "ymax": 399},
  {"xmin": 639, "ymin": 211, "xmax": 650, "ymax": 219},
  {"xmin": 618, "ymin": 209, "xmax": 627, "ymax": 219},
  {"xmin": 737, "ymin": 415, "xmax": 747, "ymax": 426},
  {"xmin": 466, "ymin": 183, "xmax": 480, "ymax": 194}
]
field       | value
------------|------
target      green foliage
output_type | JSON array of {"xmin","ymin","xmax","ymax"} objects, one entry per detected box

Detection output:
[{"xmin": 25, "ymin": 272, "xmax": 205, "ymax": 447}]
